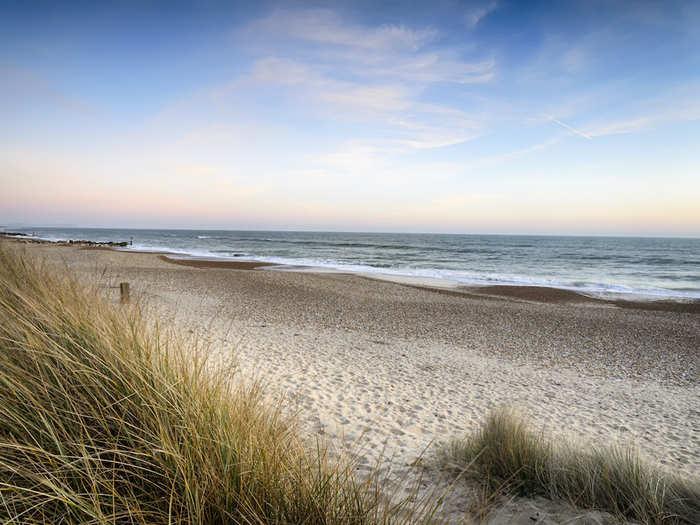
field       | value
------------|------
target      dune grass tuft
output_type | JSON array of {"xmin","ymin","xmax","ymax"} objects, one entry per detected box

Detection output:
[
  {"xmin": 438, "ymin": 408, "xmax": 700, "ymax": 524},
  {"xmin": 0, "ymin": 245, "xmax": 433, "ymax": 524}
]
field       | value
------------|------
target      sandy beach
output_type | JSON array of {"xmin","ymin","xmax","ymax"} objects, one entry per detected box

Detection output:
[{"xmin": 8, "ymin": 240, "xmax": 699, "ymax": 522}]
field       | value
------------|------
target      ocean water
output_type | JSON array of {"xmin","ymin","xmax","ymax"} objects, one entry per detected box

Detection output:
[{"xmin": 8, "ymin": 227, "xmax": 700, "ymax": 300}]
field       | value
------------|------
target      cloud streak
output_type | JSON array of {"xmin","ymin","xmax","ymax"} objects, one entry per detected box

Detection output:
[{"xmin": 548, "ymin": 117, "xmax": 593, "ymax": 139}]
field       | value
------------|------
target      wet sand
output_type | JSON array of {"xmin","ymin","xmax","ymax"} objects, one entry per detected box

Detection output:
[
  {"xmin": 465, "ymin": 284, "xmax": 700, "ymax": 313},
  {"xmin": 158, "ymin": 255, "xmax": 277, "ymax": 270}
]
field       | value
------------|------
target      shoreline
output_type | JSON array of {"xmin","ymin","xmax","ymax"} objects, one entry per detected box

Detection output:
[
  {"xmin": 156, "ymin": 253, "xmax": 700, "ymax": 314},
  {"xmin": 5, "ymin": 232, "xmax": 700, "ymax": 307}
]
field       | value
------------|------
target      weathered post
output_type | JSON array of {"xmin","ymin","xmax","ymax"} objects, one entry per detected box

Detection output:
[{"xmin": 119, "ymin": 282, "xmax": 130, "ymax": 304}]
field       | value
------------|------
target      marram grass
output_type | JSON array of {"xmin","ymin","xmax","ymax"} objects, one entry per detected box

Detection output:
[
  {"xmin": 438, "ymin": 407, "xmax": 700, "ymax": 524},
  {"xmin": 0, "ymin": 245, "xmax": 434, "ymax": 525}
]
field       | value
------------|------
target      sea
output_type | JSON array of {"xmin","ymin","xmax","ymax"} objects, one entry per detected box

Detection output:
[{"xmin": 7, "ymin": 227, "xmax": 700, "ymax": 300}]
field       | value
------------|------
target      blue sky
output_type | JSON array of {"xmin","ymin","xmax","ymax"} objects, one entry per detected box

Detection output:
[{"xmin": 2, "ymin": 0, "xmax": 699, "ymax": 235}]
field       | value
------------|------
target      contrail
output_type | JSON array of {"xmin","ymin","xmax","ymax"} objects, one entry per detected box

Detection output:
[{"xmin": 548, "ymin": 116, "xmax": 592, "ymax": 140}]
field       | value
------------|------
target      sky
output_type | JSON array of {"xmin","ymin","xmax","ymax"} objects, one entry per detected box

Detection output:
[{"xmin": 1, "ymin": 0, "xmax": 699, "ymax": 236}]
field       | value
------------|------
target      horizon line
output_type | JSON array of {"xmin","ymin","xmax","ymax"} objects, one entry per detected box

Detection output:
[{"xmin": 3, "ymin": 224, "xmax": 699, "ymax": 240}]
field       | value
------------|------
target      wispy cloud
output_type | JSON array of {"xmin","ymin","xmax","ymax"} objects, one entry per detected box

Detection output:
[
  {"xmin": 247, "ymin": 57, "xmax": 412, "ymax": 115},
  {"xmin": 583, "ymin": 85, "xmax": 700, "ymax": 137},
  {"xmin": 237, "ymin": 8, "xmax": 494, "ymax": 152},
  {"xmin": 251, "ymin": 8, "xmax": 438, "ymax": 51},
  {"xmin": 465, "ymin": 1, "xmax": 500, "ymax": 28},
  {"xmin": 244, "ymin": 8, "xmax": 495, "ymax": 85},
  {"xmin": 585, "ymin": 117, "xmax": 655, "ymax": 137}
]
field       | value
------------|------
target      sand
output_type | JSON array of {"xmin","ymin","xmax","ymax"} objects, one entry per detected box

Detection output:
[{"xmin": 7, "ymin": 241, "xmax": 700, "ymax": 523}]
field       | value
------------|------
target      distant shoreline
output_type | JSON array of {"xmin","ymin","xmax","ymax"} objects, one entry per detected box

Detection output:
[
  {"xmin": 156, "ymin": 254, "xmax": 700, "ymax": 314},
  {"xmin": 5, "ymin": 233, "xmax": 700, "ymax": 313}
]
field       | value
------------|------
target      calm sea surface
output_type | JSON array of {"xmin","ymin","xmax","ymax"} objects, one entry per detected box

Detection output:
[{"xmin": 10, "ymin": 228, "xmax": 700, "ymax": 299}]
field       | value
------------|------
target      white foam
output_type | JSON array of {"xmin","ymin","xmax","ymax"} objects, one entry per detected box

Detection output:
[
  {"xmin": 126, "ymin": 244, "xmax": 224, "ymax": 260},
  {"xmin": 253, "ymin": 256, "xmax": 700, "ymax": 300}
]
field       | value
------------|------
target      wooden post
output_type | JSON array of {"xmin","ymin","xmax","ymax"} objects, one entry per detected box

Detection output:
[{"xmin": 119, "ymin": 282, "xmax": 130, "ymax": 304}]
